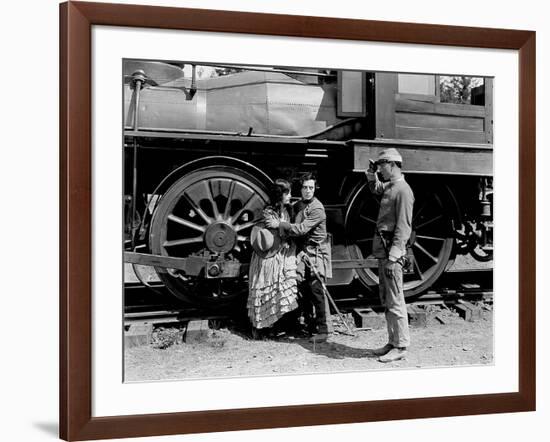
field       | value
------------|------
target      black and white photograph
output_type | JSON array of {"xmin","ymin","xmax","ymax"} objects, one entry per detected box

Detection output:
[
  {"xmin": 5, "ymin": 0, "xmax": 547, "ymax": 440},
  {"xmin": 122, "ymin": 60, "xmax": 494, "ymax": 382}
]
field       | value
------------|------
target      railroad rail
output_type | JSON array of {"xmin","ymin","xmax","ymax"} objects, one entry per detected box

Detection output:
[{"xmin": 124, "ymin": 269, "xmax": 492, "ymax": 327}]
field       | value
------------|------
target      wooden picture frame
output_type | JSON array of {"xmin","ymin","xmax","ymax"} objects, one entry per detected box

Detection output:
[{"xmin": 60, "ymin": 1, "xmax": 536, "ymax": 440}]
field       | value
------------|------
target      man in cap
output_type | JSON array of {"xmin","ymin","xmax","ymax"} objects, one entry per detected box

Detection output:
[
  {"xmin": 265, "ymin": 172, "xmax": 332, "ymax": 342},
  {"xmin": 366, "ymin": 148, "xmax": 414, "ymax": 362}
]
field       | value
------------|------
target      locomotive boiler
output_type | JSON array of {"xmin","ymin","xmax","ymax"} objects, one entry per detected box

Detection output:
[{"xmin": 123, "ymin": 61, "xmax": 493, "ymax": 308}]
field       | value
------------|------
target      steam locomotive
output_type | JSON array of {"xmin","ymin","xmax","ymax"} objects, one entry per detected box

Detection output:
[{"xmin": 123, "ymin": 60, "xmax": 493, "ymax": 308}]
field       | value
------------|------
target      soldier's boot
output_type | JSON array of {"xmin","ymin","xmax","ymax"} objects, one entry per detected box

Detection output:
[
  {"xmin": 369, "ymin": 344, "xmax": 394, "ymax": 356},
  {"xmin": 378, "ymin": 347, "xmax": 407, "ymax": 363}
]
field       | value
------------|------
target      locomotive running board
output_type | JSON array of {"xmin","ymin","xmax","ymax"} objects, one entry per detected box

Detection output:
[
  {"xmin": 124, "ymin": 251, "xmax": 246, "ymax": 278},
  {"xmin": 331, "ymin": 258, "xmax": 379, "ymax": 269},
  {"xmin": 125, "ymin": 252, "xmax": 379, "ymax": 274},
  {"xmin": 124, "ymin": 252, "xmax": 204, "ymax": 272}
]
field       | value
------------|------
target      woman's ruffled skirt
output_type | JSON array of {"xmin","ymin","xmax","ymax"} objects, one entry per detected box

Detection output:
[{"xmin": 247, "ymin": 245, "xmax": 299, "ymax": 329}]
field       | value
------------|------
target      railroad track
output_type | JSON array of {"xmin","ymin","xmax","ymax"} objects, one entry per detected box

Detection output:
[
  {"xmin": 124, "ymin": 269, "xmax": 493, "ymax": 327},
  {"xmin": 124, "ymin": 283, "xmax": 236, "ymax": 327}
]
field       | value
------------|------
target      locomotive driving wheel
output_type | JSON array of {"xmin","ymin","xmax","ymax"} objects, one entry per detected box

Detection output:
[
  {"xmin": 149, "ymin": 164, "xmax": 270, "ymax": 306},
  {"xmin": 345, "ymin": 182, "xmax": 456, "ymax": 298}
]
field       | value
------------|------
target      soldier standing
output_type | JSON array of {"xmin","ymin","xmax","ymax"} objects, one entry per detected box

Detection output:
[
  {"xmin": 366, "ymin": 148, "xmax": 414, "ymax": 362},
  {"xmin": 265, "ymin": 173, "xmax": 332, "ymax": 342}
]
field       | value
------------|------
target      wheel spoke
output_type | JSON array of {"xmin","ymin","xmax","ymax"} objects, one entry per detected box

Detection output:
[
  {"xmin": 356, "ymin": 237, "xmax": 373, "ymax": 243},
  {"xmin": 235, "ymin": 221, "xmax": 256, "ymax": 232},
  {"xmin": 360, "ymin": 214, "xmax": 377, "ymax": 225},
  {"xmin": 223, "ymin": 181, "xmax": 236, "ymax": 219},
  {"xmin": 167, "ymin": 214, "xmax": 206, "ymax": 232},
  {"xmin": 413, "ymin": 241, "xmax": 439, "ymax": 263},
  {"xmin": 415, "ymin": 234, "xmax": 446, "ymax": 242},
  {"xmin": 230, "ymin": 193, "xmax": 259, "ymax": 224},
  {"xmin": 433, "ymin": 193, "xmax": 444, "ymax": 209},
  {"xmin": 415, "ymin": 214, "xmax": 443, "ymax": 230},
  {"xmin": 412, "ymin": 198, "xmax": 430, "ymax": 223},
  {"xmin": 183, "ymin": 192, "xmax": 213, "ymax": 225},
  {"xmin": 163, "ymin": 237, "xmax": 204, "ymax": 247},
  {"xmin": 413, "ymin": 254, "xmax": 425, "ymax": 280},
  {"xmin": 205, "ymin": 180, "xmax": 221, "ymax": 220}
]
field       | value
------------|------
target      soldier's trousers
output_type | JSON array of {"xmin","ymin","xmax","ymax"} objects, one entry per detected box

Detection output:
[{"xmin": 378, "ymin": 259, "xmax": 410, "ymax": 348}]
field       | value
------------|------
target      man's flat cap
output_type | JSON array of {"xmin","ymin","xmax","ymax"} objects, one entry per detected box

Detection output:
[{"xmin": 377, "ymin": 148, "xmax": 402, "ymax": 163}]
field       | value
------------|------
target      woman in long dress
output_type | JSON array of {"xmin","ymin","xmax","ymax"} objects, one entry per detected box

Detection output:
[{"xmin": 247, "ymin": 179, "xmax": 299, "ymax": 333}]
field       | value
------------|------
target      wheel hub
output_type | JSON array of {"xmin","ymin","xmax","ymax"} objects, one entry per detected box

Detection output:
[{"xmin": 204, "ymin": 222, "xmax": 237, "ymax": 253}]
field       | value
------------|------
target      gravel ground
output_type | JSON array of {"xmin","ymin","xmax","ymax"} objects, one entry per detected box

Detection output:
[{"xmin": 124, "ymin": 304, "xmax": 493, "ymax": 382}]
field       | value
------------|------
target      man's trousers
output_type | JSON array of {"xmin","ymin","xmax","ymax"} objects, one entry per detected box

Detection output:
[
  {"xmin": 378, "ymin": 259, "xmax": 410, "ymax": 348},
  {"xmin": 299, "ymin": 266, "xmax": 331, "ymax": 334}
]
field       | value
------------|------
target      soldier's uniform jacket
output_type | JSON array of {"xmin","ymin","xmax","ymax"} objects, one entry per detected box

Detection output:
[
  {"xmin": 367, "ymin": 174, "xmax": 414, "ymax": 261},
  {"xmin": 279, "ymin": 197, "xmax": 332, "ymax": 279}
]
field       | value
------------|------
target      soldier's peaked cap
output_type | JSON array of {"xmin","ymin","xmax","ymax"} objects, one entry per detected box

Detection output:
[{"xmin": 377, "ymin": 148, "xmax": 402, "ymax": 163}]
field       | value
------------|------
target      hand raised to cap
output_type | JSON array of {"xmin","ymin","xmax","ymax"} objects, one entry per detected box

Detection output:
[{"xmin": 368, "ymin": 159, "xmax": 377, "ymax": 173}]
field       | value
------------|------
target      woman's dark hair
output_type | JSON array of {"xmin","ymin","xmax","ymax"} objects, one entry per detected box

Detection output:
[{"xmin": 269, "ymin": 179, "xmax": 291, "ymax": 206}]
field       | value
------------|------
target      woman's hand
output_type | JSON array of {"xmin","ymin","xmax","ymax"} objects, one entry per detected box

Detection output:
[{"xmin": 265, "ymin": 215, "xmax": 280, "ymax": 229}]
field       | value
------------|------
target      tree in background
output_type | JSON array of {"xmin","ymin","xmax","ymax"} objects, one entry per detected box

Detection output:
[
  {"xmin": 211, "ymin": 67, "xmax": 245, "ymax": 77},
  {"xmin": 188, "ymin": 65, "xmax": 245, "ymax": 79},
  {"xmin": 440, "ymin": 76, "xmax": 483, "ymax": 104}
]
